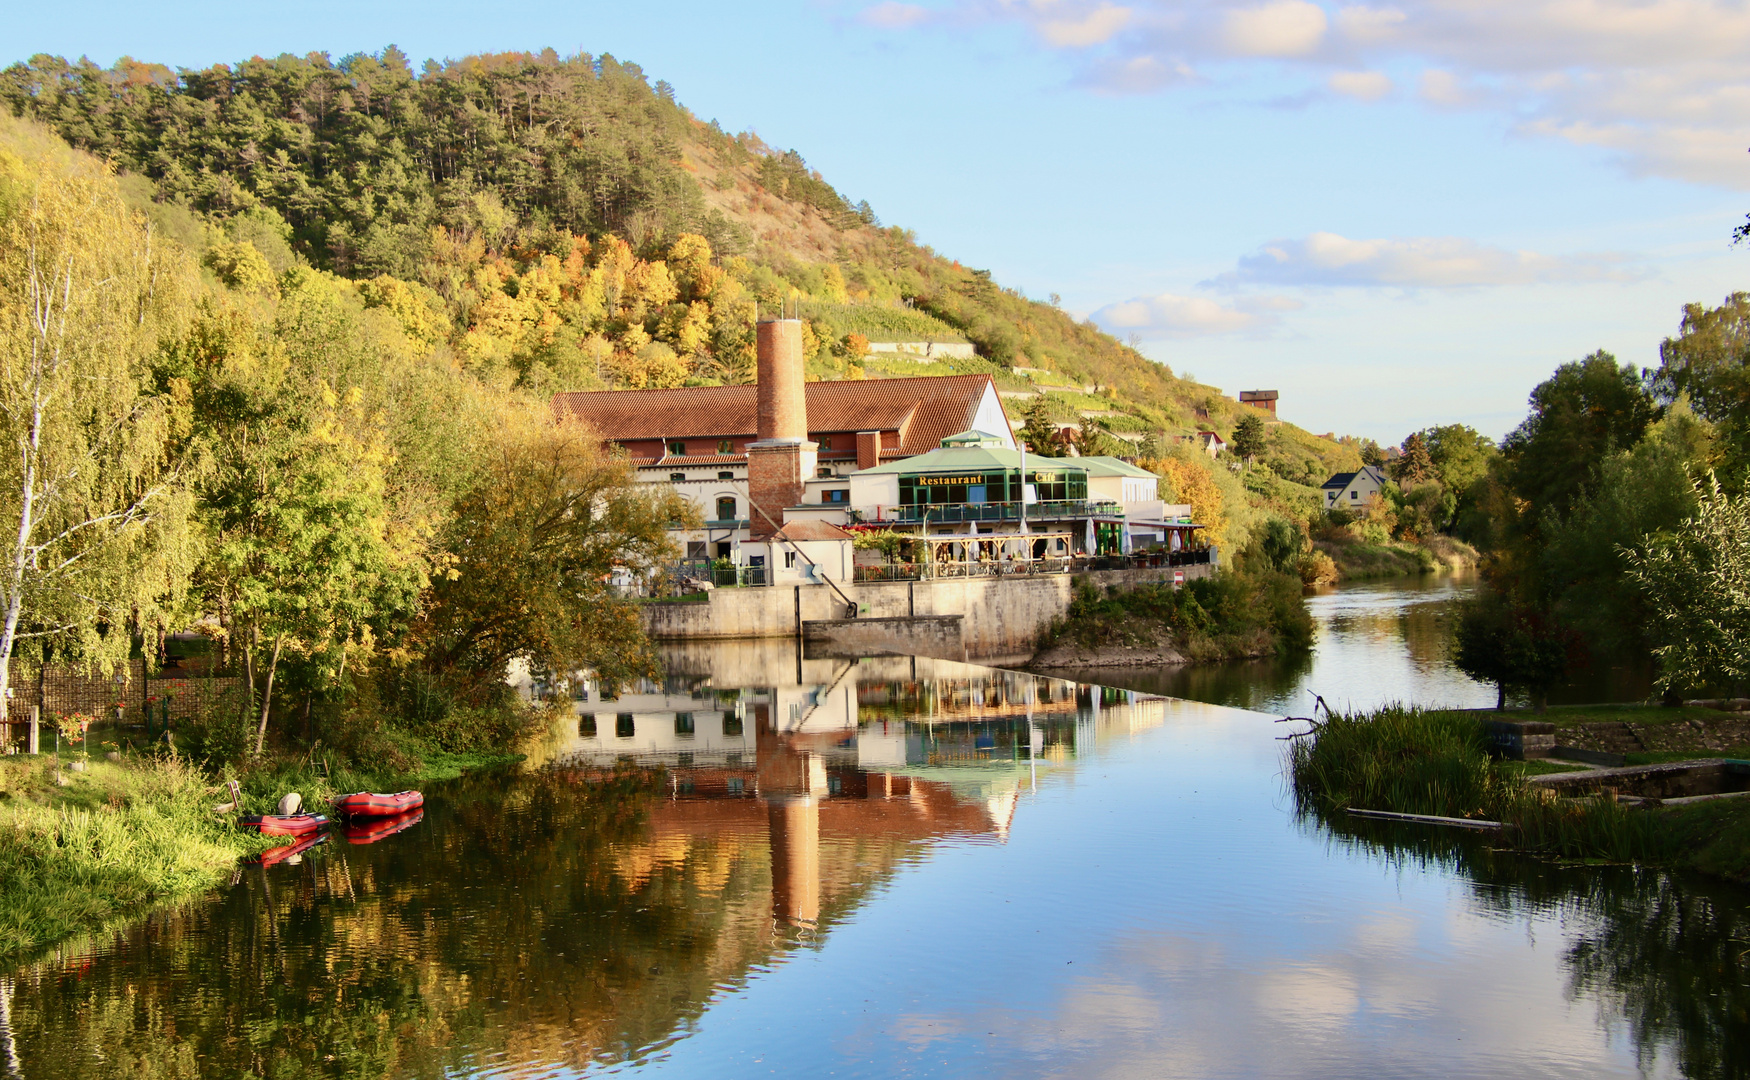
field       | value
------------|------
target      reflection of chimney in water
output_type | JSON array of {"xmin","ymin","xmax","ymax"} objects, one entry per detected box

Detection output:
[
  {"xmin": 757, "ymin": 701, "xmax": 824, "ymax": 931},
  {"xmin": 767, "ymin": 795, "xmax": 820, "ymax": 930},
  {"xmin": 746, "ymin": 319, "xmax": 816, "ymax": 539}
]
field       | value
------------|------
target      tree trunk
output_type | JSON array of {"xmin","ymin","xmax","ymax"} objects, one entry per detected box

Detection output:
[
  {"xmin": 252, "ymin": 635, "xmax": 283, "ymax": 757},
  {"xmin": 0, "ymin": 396, "xmax": 44, "ymax": 725},
  {"xmin": 243, "ymin": 623, "xmax": 256, "ymax": 719},
  {"xmin": 1533, "ymin": 687, "xmax": 1548, "ymax": 715},
  {"xmin": 1496, "ymin": 683, "xmax": 1506, "ymax": 712}
]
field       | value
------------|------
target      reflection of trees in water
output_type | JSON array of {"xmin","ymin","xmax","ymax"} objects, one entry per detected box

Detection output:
[
  {"xmin": 1037, "ymin": 649, "xmax": 1314, "ymax": 712},
  {"xmin": 0, "ymin": 768, "xmax": 939, "ymax": 1079},
  {"xmin": 1306, "ymin": 811, "xmax": 1750, "ymax": 1079}
]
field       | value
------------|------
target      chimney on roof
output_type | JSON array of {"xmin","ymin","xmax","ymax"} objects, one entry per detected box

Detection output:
[
  {"xmin": 757, "ymin": 319, "xmax": 807, "ymax": 441},
  {"xmin": 746, "ymin": 319, "xmax": 816, "ymax": 539}
]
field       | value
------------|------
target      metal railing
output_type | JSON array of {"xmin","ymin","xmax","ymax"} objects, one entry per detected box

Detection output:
[
  {"xmin": 850, "ymin": 548, "xmax": 1211, "ymax": 582},
  {"xmin": 888, "ymin": 500, "xmax": 1123, "ymax": 524},
  {"xmin": 629, "ymin": 547, "xmax": 1215, "ymax": 595}
]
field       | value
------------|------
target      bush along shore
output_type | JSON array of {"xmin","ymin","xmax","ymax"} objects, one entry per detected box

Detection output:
[
  {"xmin": 0, "ymin": 693, "xmax": 551, "ymax": 961},
  {"xmin": 1029, "ymin": 561, "xmax": 1313, "ymax": 668},
  {"xmin": 1287, "ymin": 705, "xmax": 1750, "ymax": 883}
]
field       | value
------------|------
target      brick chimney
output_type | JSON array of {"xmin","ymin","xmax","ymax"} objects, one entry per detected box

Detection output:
[{"xmin": 746, "ymin": 319, "xmax": 816, "ymax": 538}]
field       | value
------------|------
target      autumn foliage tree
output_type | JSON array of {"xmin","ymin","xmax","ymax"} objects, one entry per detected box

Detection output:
[
  {"xmin": 412, "ymin": 413, "xmax": 696, "ymax": 695},
  {"xmin": 0, "ymin": 123, "xmax": 199, "ymax": 717}
]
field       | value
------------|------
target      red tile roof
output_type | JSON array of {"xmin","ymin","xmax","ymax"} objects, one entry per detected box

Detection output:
[{"xmin": 554, "ymin": 375, "xmax": 1000, "ymax": 458}]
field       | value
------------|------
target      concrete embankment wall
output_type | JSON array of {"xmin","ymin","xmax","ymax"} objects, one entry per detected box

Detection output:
[{"xmin": 640, "ymin": 564, "xmax": 1213, "ymax": 663}]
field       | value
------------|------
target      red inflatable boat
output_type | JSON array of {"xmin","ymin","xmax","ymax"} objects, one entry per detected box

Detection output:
[
  {"xmin": 344, "ymin": 808, "xmax": 424, "ymax": 845},
  {"xmin": 257, "ymin": 832, "xmax": 328, "ymax": 865},
  {"xmin": 332, "ymin": 790, "xmax": 424, "ymax": 817},
  {"xmin": 240, "ymin": 813, "xmax": 328, "ymax": 837}
]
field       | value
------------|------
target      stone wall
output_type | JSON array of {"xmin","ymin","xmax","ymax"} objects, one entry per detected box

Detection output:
[
  {"xmin": 641, "ymin": 563, "xmax": 1214, "ymax": 663},
  {"xmin": 802, "ymin": 615, "xmax": 966, "ymax": 660}
]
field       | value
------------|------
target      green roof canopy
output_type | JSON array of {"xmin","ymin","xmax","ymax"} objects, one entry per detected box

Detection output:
[
  {"xmin": 857, "ymin": 445, "xmax": 1089, "ymax": 476},
  {"xmin": 939, "ymin": 429, "xmax": 1010, "ymax": 448},
  {"xmin": 1075, "ymin": 456, "xmax": 1158, "ymax": 479}
]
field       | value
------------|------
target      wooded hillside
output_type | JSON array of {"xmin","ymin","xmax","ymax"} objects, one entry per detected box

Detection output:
[{"xmin": 2, "ymin": 47, "xmax": 1360, "ymax": 491}]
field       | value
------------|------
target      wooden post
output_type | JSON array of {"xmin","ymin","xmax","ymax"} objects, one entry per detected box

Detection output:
[{"xmin": 26, "ymin": 705, "xmax": 38, "ymax": 756}]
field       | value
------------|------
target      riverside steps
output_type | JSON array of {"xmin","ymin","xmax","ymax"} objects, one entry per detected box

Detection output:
[{"xmin": 640, "ymin": 561, "xmax": 1215, "ymax": 665}]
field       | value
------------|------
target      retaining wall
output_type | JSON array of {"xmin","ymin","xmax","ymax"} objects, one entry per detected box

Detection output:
[
  {"xmin": 641, "ymin": 563, "xmax": 1213, "ymax": 662},
  {"xmin": 802, "ymin": 615, "xmax": 966, "ymax": 660}
]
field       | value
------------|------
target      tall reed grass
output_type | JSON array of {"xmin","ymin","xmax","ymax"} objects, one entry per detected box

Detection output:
[{"xmin": 1288, "ymin": 705, "xmax": 1673, "ymax": 864}]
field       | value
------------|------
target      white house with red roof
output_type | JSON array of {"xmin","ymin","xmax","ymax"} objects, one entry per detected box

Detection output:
[{"xmin": 554, "ymin": 373, "xmax": 1013, "ymax": 564}]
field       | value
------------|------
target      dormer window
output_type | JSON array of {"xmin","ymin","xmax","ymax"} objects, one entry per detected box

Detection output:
[
  {"xmin": 667, "ymin": 440, "xmax": 686, "ymax": 456},
  {"xmin": 819, "ymin": 435, "xmax": 833, "ymax": 450},
  {"xmin": 718, "ymin": 439, "xmax": 732, "ymax": 454},
  {"xmin": 817, "ymin": 467, "xmax": 833, "ymax": 479}
]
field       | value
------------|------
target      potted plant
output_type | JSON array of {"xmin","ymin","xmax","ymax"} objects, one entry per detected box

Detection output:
[{"xmin": 55, "ymin": 712, "xmax": 93, "ymax": 772}]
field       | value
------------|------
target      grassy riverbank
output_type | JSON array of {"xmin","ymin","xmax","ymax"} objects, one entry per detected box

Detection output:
[
  {"xmin": 0, "ymin": 754, "xmax": 273, "ymax": 956},
  {"xmin": 1287, "ymin": 705, "xmax": 1750, "ymax": 882},
  {"xmin": 1313, "ymin": 533, "xmax": 1477, "ymax": 580},
  {"xmin": 0, "ymin": 725, "xmax": 534, "ymax": 959},
  {"xmin": 1030, "ymin": 565, "xmax": 1312, "ymax": 668}
]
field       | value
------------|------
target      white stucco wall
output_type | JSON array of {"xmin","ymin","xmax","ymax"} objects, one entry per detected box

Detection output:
[
  {"xmin": 970, "ymin": 385, "xmax": 1017, "ymax": 448},
  {"xmin": 865, "ymin": 341, "xmax": 979, "ymax": 359}
]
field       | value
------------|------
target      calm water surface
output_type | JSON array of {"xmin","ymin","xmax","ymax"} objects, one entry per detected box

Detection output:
[{"xmin": 2, "ymin": 579, "xmax": 1745, "ymax": 1078}]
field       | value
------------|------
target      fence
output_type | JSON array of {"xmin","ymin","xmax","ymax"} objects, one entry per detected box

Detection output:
[
  {"xmin": 2, "ymin": 658, "xmax": 241, "ymax": 728},
  {"xmin": 888, "ymin": 500, "xmax": 1125, "ymax": 525}
]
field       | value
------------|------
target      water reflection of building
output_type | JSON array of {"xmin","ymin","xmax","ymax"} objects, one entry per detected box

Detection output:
[{"xmin": 539, "ymin": 646, "xmax": 1174, "ymax": 930}]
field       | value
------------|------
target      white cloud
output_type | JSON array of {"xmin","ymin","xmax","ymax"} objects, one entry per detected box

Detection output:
[
  {"xmin": 1039, "ymin": 2, "xmax": 1134, "ymax": 45},
  {"xmin": 1328, "ymin": 69, "xmax": 1392, "ymax": 99},
  {"xmin": 918, "ymin": 0, "xmax": 1750, "ymax": 188},
  {"xmin": 1091, "ymin": 291, "xmax": 1302, "ymax": 337},
  {"xmin": 1215, "ymin": 231, "xmax": 1639, "ymax": 287},
  {"xmin": 1222, "ymin": 0, "xmax": 1329, "ymax": 56},
  {"xmin": 1076, "ymin": 53, "xmax": 1199, "ymax": 92},
  {"xmin": 860, "ymin": 1, "xmax": 931, "ymax": 28}
]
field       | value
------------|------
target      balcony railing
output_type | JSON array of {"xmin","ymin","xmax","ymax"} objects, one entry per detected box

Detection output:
[
  {"xmin": 851, "ymin": 547, "xmax": 1212, "ymax": 582},
  {"xmin": 888, "ymin": 499, "xmax": 1123, "ymax": 525},
  {"xmin": 634, "ymin": 548, "xmax": 1215, "ymax": 596}
]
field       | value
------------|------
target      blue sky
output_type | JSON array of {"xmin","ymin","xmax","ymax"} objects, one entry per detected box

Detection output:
[{"xmin": 11, "ymin": 0, "xmax": 1749, "ymax": 442}]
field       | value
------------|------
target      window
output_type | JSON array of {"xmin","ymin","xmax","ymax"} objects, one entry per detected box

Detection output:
[
  {"xmin": 615, "ymin": 713, "xmax": 635, "ymax": 738},
  {"xmin": 727, "ymin": 777, "xmax": 745, "ymax": 795},
  {"xmin": 817, "ymin": 466, "xmax": 834, "ymax": 479},
  {"xmin": 824, "ymin": 489, "xmax": 847, "ymax": 504},
  {"xmin": 819, "ymin": 435, "xmax": 833, "ymax": 450},
  {"xmin": 578, "ymin": 714, "xmax": 597, "ymax": 737},
  {"xmin": 667, "ymin": 440, "xmax": 686, "ymax": 456},
  {"xmin": 718, "ymin": 439, "xmax": 732, "ymax": 454},
  {"xmin": 678, "ymin": 752, "xmax": 694, "ymax": 768},
  {"xmin": 678, "ymin": 777, "xmax": 696, "ymax": 794},
  {"xmin": 784, "ymin": 551, "xmax": 797, "ymax": 569},
  {"xmin": 675, "ymin": 712, "xmax": 695, "ymax": 736},
  {"xmin": 718, "ymin": 470, "xmax": 733, "ymax": 480},
  {"xmin": 670, "ymin": 472, "xmax": 686, "ymax": 482},
  {"xmin": 828, "ymin": 775, "xmax": 844, "ymax": 795},
  {"xmin": 715, "ymin": 496, "xmax": 737, "ymax": 521},
  {"xmin": 1350, "ymin": 491, "xmax": 1358, "ymax": 500},
  {"xmin": 723, "ymin": 714, "xmax": 743, "ymax": 737},
  {"xmin": 686, "ymin": 541, "xmax": 706, "ymax": 559}
]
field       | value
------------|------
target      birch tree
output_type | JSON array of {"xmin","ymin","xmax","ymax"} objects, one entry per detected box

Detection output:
[{"xmin": 0, "ymin": 141, "xmax": 197, "ymax": 718}]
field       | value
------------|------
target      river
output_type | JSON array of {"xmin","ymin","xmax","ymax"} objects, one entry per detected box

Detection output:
[{"xmin": 0, "ymin": 578, "xmax": 1743, "ymax": 1078}]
